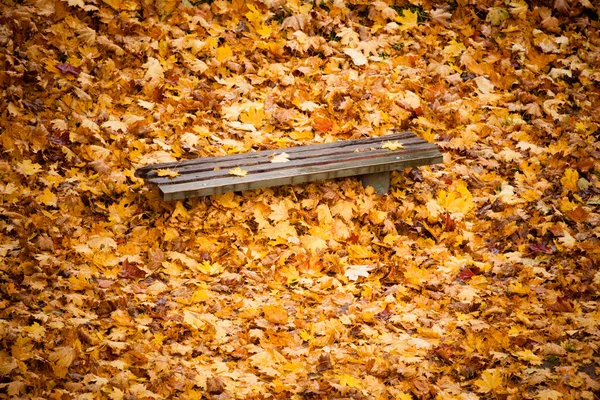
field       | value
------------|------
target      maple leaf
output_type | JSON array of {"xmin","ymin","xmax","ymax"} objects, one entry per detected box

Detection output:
[
  {"xmin": 56, "ymin": 63, "xmax": 81, "ymax": 76},
  {"xmin": 395, "ymin": 9, "xmax": 419, "ymax": 30},
  {"xmin": 262, "ymin": 304, "xmax": 288, "ymax": 324},
  {"xmin": 337, "ymin": 373, "xmax": 362, "ymax": 389},
  {"xmin": 118, "ymin": 259, "xmax": 146, "ymax": 280},
  {"xmin": 102, "ymin": 119, "xmax": 128, "ymax": 133},
  {"xmin": 156, "ymin": 168, "xmax": 180, "ymax": 178},
  {"xmin": 142, "ymin": 57, "xmax": 164, "ymax": 85},
  {"xmin": 487, "ymin": 8, "xmax": 509, "ymax": 26},
  {"xmin": 216, "ymin": 44, "xmax": 233, "ymax": 64},
  {"xmin": 475, "ymin": 368, "xmax": 503, "ymax": 393},
  {"xmin": 344, "ymin": 265, "xmax": 374, "ymax": 281},
  {"xmin": 16, "ymin": 160, "xmax": 42, "ymax": 176},
  {"xmin": 229, "ymin": 167, "xmax": 248, "ymax": 177},
  {"xmin": 382, "ymin": 141, "xmax": 404, "ymax": 151},
  {"xmin": 343, "ymin": 48, "xmax": 368, "ymax": 66},
  {"xmin": 37, "ymin": 188, "xmax": 58, "ymax": 207},
  {"xmin": 515, "ymin": 349, "xmax": 543, "ymax": 365},
  {"xmin": 474, "ymin": 76, "xmax": 494, "ymax": 94},
  {"xmin": 536, "ymin": 389, "xmax": 563, "ymax": 400},
  {"xmin": 560, "ymin": 168, "xmax": 579, "ymax": 192},
  {"xmin": 49, "ymin": 347, "xmax": 76, "ymax": 378},
  {"xmin": 271, "ymin": 152, "xmax": 290, "ymax": 163}
]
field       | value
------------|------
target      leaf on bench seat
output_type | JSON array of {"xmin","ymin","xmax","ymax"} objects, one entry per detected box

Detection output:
[
  {"xmin": 229, "ymin": 167, "xmax": 248, "ymax": 177},
  {"xmin": 156, "ymin": 169, "xmax": 180, "ymax": 178},
  {"xmin": 270, "ymin": 152, "xmax": 290, "ymax": 163},
  {"xmin": 382, "ymin": 141, "xmax": 404, "ymax": 150}
]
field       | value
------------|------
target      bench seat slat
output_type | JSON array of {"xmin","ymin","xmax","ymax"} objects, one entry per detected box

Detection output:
[
  {"xmin": 159, "ymin": 149, "xmax": 442, "ymax": 201},
  {"xmin": 135, "ymin": 131, "xmax": 415, "ymax": 178}
]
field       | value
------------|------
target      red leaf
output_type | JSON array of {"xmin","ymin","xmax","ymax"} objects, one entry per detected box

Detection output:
[
  {"xmin": 529, "ymin": 243, "xmax": 554, "ymax": 255},
  {"xmin": 444, "ymin": 212, "xmax": 456, "ymax": 231},
  {"xmin": 48, "ymin": 130, "xmax": 70, "ymax": 146},
  {"xmin": 56, "ymin": 63, "xmax": 81, "ymax": 77},
  {"xmin": 119, "ymin": 258, "xmax": 147, "ymax": 280},
  {"xmin": 458, "ymin": 267, "xmax": 480, "ymax": 280}
]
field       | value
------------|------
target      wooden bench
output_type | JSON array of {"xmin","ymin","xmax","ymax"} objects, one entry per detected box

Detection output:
[{"xmin": 135, "ymin": 131, "xmax": 442, "ymax": 201}]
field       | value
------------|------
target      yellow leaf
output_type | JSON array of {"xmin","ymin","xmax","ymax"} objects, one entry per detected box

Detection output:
[
  {"xmin": 348, "ymin": 244, "xmax": 375, "ymax": 260},
  {"xmin": 338, "ymin": 373, "xmax": 362, "ymax": 389},
  {"xmin": 101, "ymin": 119, "xmax": 128, "ymax": 132},
  {"xmin": 183, "ymin": 310, "xmax": 206, "ymax": 330},
  {"xmin": 191, "ymin": 289, "xmax": 210, "ymax": 303},
  {"xmin": 213, "ymin": 192, "xmax": 240, "ymax": 208},
  {"xmin": 299, "ymin": 329, "xmax": 313, "ymax": 342},
  {"xmin": 301, "ymin": 235, "xmax": 327, "ymax": 253},
  {"xmin": 255, "ymin": 23, "xmax": 273, "ymax": 38},
  {"xmin": 331, "ymin": 203, "xmax": 355, "ymax": 224},
  {"xmin": 515, "ymin": 349, "xmax": 543, "ymax": 365},
  {"xmin": 229, "ymin": 167, "xmax": 248, "ymax": 177},
  {"xmin": 163, "ymin": 227, "xmax": 179, "ymax": 241},
  {"xmin": 156, "ymin": 168, "xmax": 180, "ymax": 178},
  {"xmin": 536, "ymin": 389, "xmax": 563, "ymax": 400},
  {"xmin": 443, "ymin": 40, "xmax": 466, "ymax": 58},
  {"xmin": 49, "ymin": 347, "xmax": 76, "ymax": 378},
  {"xmin": 37, "ymin": 188, "xmax": 58, "ymax": 207},
  {"xmin": 23, "ymin": 323, "xmax": 46, "ymax": 340},
  {"xmin": 16, "ymin": 160, "xmax": 42, "ymax": 176},
  {"xmin": 240, "ymin": 107, "xmax": 266, "ymax": 127},
  {"xmin": 216, "ymin": 44, "xmax": 233, "ymax": 63},
  {"xmin": 487, "ymin": 7, "xmax": 509, "ymax": 26},
  {"xmin": 436, "ymin": 182, "xmax": 475, "ymax": 215},
  {"xmin": 508, "ymin": 281, "xmax": 531, "ymax": 296},
  {"xmin": 560, "ymin": 168, "xmax": 579, "ymax": 192},
  {"xmin": 475, "ymin": 368, "xmax": 503, "ymax": 393},
  {"xmin": 382, "ymin": 141, "xmax": 404, "ymax": 150},
  {"xmin": 395, "ymin": 9, "xmax": 419, "ymax": 29}
]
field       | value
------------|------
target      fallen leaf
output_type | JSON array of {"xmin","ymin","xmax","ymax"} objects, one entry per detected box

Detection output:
[
  {"xmin": 382, "ymin": 141, "xmax": 404, "ymax": 150},
  {"xmin": 229, "ymin": 167, "xmax": 248, "ymax": 177},
  {"xmin": 271, "ymin": 152, "xmax": 290, "ymax": 163}
]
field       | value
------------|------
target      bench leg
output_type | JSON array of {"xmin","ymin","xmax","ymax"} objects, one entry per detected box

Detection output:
[{"xmin": 359, "ymin": 171, "xmax": 390, "ymax": 195}]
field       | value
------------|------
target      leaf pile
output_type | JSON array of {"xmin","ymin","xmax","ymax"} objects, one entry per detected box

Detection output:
[{"xmin": 1, "ymin": 0, "xmax": 599, "ymax": 398}]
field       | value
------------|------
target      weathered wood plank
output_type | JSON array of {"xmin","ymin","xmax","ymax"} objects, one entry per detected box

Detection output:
[{"xmin": 159, "ymin": 149, "xmax": 442, "ymax": 201}]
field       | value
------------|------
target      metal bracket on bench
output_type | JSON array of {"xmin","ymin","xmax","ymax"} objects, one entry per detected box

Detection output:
[{"xmin": 360, "ymin": 171, "xmax": 390, "ymax": 195}]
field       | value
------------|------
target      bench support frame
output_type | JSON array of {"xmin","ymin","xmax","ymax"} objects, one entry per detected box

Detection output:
[{"xmin": 360, "ymin": 171, "xmax": 390, "ymax": 195}]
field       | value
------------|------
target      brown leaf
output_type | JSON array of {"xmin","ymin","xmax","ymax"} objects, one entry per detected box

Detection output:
[
  {"xmin": 23, "ymin": 99, "xmax": 45, "ymax": 112},
  {"xmin": 119, "ymin": 258, "xmax": 147, "ymax": 280},
  {"xmin": 207, "ymin": 376, "xmax": 225, "ymax": 394},
  {"xmin": 317, "ymin": 353, "xmax": 332, "ymax": 372},
  {"xmin": 56, "ymin": 63, "xmax": 81, "ymax": 76},
  {"xmin": 547, "ymin": 297, "xmax": 574, "ymax": 313}
]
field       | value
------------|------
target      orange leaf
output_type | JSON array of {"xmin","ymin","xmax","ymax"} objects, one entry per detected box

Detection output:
[
  {"xmin": 313, "ymin": 117, "xmax": 334, "ymax": 133},
  {"xmin": 262, "ymin": 304, "xmax": 288, "ymax": 324}
]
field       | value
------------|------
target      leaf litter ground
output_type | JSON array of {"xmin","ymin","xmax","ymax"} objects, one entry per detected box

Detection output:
[{"xmin": 0, "ymin": 0, "xmax": 599, "ymax": 398}]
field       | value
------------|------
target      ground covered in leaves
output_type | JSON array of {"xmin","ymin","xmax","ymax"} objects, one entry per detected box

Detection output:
[{"xmin": 1, "ymin": 0, "xmax": 600, "ymax": 398}]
